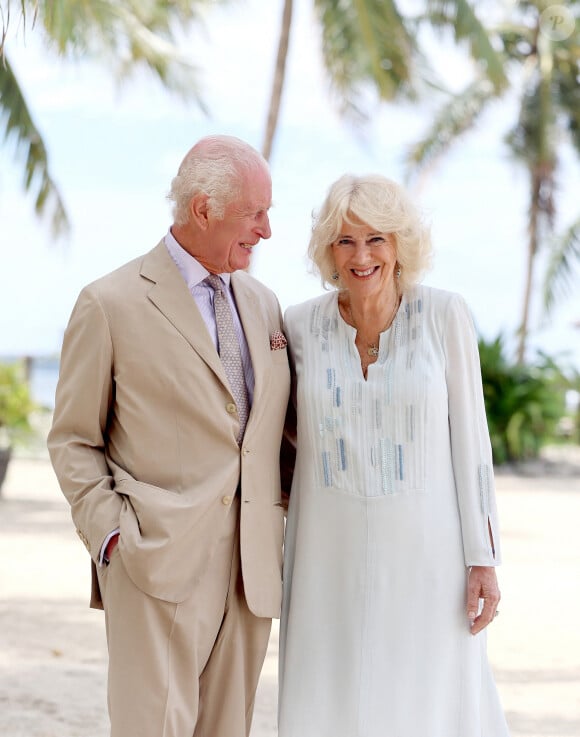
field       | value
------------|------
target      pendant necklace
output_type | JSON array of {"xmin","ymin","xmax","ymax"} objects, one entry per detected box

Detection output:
[{"xmin": 347, "ymin": 295, "xmax": 400, "ymax": 357}]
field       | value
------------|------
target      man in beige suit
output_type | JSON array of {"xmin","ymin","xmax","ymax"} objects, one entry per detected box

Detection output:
[{"xmin": 48, "ymin": 135, "xmax": 291, "ymax": 737}]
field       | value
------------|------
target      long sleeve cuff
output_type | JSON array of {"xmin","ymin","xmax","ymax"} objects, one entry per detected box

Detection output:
[{"xmin": 99, "ymin": 528, "xmax": 120, "ymax": 566}]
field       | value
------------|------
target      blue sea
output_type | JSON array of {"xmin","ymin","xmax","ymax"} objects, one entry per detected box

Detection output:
[{"xmin": 30, "ymin": 358, "xmax": 59, "ymax": 410}]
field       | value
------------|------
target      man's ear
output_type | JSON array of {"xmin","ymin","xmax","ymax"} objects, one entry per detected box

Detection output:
[{"xmin": 190, "ymin": 194, "xmax": 209, "ymax": 229}]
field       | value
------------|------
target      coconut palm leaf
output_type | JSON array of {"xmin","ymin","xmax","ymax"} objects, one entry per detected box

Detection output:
[
  {"xmin": 506, "ymin": 62, "xmax": 558, "ymax": 360},
  {"xmin": 422, "ymin": 0, "xmax": 508, "ymax": 92},
  {"xmin": 1, "ymin": 1, "xmax": 37, "ymax": 56},
  {"xmin": 314, "ymin": 0, "xmax": 418, "ymax": 120},
  {"xmin": 0, "ymin": 53, "xmax": 68, "ymax": 236},
  {"xmin": 405, "ymin": 76, "xmax": 497, "ymax": 178},
  {"xmin": 30, "ymin": 0, "xmax": 213, "ymax": 106},
  {"xmin": 0, "ymin": 0, "xmax": 223, "ymax": 238},
  {"xmin": 506, "ymin": 75, "xmax": 557, "ymax": 222},
  {"xmin": 407, "ymin": 2, "xmax": 580, "ymax": 360},
  {"xmin": 543, "ymin": 219, "xmax": 580, "ymax": 313},
  {"xmin": 551, "ymin": 38, "xmax": 580, "ymax": 153},
  {"xmin": 262, "ymin": 0, "xmax": 506, "ymax": 158}
]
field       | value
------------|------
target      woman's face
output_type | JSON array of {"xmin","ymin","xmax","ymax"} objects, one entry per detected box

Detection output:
[{"xmin": 331, "ymin": 216, "xmax": 398, "ymax": 299}]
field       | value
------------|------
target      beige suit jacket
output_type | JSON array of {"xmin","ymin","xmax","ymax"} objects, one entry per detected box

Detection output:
[{"xmin": 48, "ymin": 242, "xmax": 290, "ymax": 617}]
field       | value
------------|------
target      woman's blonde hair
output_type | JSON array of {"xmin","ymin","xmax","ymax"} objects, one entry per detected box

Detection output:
[{"xmin": 308, "ymin": 173, "xmax": 432, "ymax": 293}]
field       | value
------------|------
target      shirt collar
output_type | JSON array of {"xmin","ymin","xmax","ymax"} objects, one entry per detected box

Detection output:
[{"xmin": 164, "ymin": 229, "xmax": 232, "ymax": 289}]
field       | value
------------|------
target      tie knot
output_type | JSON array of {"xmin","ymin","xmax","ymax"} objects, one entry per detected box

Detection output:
[{"xmin": 205, "ymin": 274, "xmax": 224, "ymax": 294}]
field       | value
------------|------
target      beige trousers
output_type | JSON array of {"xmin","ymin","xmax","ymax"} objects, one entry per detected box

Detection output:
[{"xmin": 96, "ymin": 498, "xmax": 272, "ymax": 737}]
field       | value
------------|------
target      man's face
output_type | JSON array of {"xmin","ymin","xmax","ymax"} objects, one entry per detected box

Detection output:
[{"xmin": 200, "ymin": 164, "xmax": 272, "ymax": 273}]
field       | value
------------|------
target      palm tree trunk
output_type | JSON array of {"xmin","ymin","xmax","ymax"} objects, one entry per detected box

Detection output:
[
  {"xmin": 517, "ymin": 172, "xmax": 540, "ymax": 364},
  {"xmin": 261, "ymin": 0, "xmax": 293, "ymax": 162}
]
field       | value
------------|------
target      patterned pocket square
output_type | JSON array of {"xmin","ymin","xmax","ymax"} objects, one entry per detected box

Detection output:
[{"xmin": 270, "ymin": 330, "xmax": 288, "ymax": 350}]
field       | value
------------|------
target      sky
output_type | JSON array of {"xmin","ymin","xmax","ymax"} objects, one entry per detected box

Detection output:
[{"xmin": 1, "ymin": 0, "xmax": 579, "ymax": 374}]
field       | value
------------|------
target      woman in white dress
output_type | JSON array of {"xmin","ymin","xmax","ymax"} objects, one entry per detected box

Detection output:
[{"xmin": 278, "ymin": 174, "xmax": 510, "ymax": 737}]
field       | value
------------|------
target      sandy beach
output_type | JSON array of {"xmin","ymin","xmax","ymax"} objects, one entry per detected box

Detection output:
[{"xmin": 1, "ymin": 450, "xmax": 579, "ymax": 737}]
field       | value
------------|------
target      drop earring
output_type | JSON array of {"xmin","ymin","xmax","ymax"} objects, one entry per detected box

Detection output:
[{"xmin": 395, "ymin": 266, "xmax": 401, "ymax": 278}]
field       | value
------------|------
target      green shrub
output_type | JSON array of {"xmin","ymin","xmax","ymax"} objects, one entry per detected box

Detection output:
[
  {"xmin": 478, "ymin": 334, "xmax": 567, "ymax": 464},
  {"xmin": 0, "ymin": 362, "xmax": 36, "ymax": 446}
]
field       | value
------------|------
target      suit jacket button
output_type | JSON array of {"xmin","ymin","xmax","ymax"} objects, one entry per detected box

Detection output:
[
  {"xmin": 226, "ymin": 402, "xmax": 236, "ymax": 414},
  {"xmin": 222, "ymin": 495, "xmax": 232, "ymax": 505}
]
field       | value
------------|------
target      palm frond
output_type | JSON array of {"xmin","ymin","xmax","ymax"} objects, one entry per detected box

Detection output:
[
  {"xmin": 314, "ymin": 0, "xmax": 417, "ymax": 120},
  {"xmin": 543, "ymin": 218, "xmax": 580, "ymax": 314},
  {"xmin": 551, "ymin": 31, "xmax": 580, "ymax": 153},
  {"xmin": 31, "ymin": 0, "xmax": 213, "ymax": 102},
  {"xmin": 0, "ymin": 53, "xmax": 69, "ymax": 237},
  {"xmin": 405, "ymin": 76, "xmax": 496, "ymax": 180},
  {"xmin": 506, "ymin": 71, "xmax": 558, "ymax": 158},
  {"xmin": 424, "ymin": 0, "xmax": 508, "ymax": 92},
  {"xmin": 496, "ymin": 21, "xmax": 536, "ymax": 62},
  {"xmin": 113, "ymin": 6, "xmax": 208, "ymax": 109},
  {"xmin": 505, "ymin": 71, "xmax": 557, "ymax": 235},
  {"xmin": 1, "ymin": 1, "xmax": 37, "ymax": 57}
]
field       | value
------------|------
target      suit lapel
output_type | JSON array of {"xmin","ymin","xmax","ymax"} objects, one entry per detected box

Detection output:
[{"xmin": 140, "ymin": 242, "xmax": 228, "ymax": 386}]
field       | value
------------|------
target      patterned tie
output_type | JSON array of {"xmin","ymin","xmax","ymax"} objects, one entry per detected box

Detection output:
[{"xmin": 205, "ymin": 274, "xmax": 249, "ymax": 444}]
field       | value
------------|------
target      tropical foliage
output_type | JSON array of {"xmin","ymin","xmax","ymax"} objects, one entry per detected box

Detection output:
[
  {"xmin": 0, "ymin": 359, "xmax": 37, "ymax": 493},
  {"xmin": 478, "ymin": 333, "xmax": 567, "ymax": 464},
  {"xmin": 544, "ymin": 218, "xmax": 580, "ymax": 316},
  {"xmin": 0, "ymin": 361, "xmax": 35, "ymax": 442},
  {"xmin": 261, "ymin": 0, "xmax": 508, "ymax": 160},
  {"xmin": 0, "ymin": 0, "xmax": 219, "ymax": 237},
  {"xmin": 407, "ymin": 1, "xmax": 580, "ymax": 363}
]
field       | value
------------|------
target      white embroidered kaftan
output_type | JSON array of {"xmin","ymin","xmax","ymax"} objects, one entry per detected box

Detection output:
[{"xmin": 278, "ymin": 286, "xmax": 510, "ymax": 737}]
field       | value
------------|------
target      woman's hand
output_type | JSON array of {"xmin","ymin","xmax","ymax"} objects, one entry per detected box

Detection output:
[{"xmin": 467, "ymin": 566, "xmax": 501, "ymax": 635}]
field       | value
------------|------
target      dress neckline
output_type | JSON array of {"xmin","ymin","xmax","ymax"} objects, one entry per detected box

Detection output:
[{"xmin": 334, "ymin": 291, "xmax": 404, "ymax": 381}]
